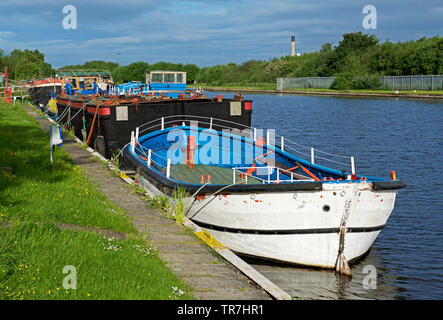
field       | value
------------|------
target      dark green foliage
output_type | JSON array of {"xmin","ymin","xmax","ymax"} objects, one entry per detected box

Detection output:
[
  {"xmin": 333, "ymin": 32, "xmax": 379, "ymax": 62},
  {"xmin": 0, "ymin": 49, "xmax": 54, "ymax": 80},
  {"xmin": 58, "ymin": 60, "xmax": 119, "ymax": 72},
  {"xmin": 353, "ymin": 76, "xmax": 382, "ymax": 90},
  {"xmin": 195, "ymin": 33, "xmax": 443, "ymax": 85},
  {"xmin": 112, "ymin": 61, "xmax": 150, "ymax": 83},
  {"xmin": 331, "ymin": 73, "xmax": 383, "ymax": 90},
  {"xmin": 331, "ymin": 72, "xmax": 354, "ymax": 90},
  {"xmin": 0, "ymin": 49, "xmax": 4, "ymax": 70},
  {"xmin": 106, "ymin": 61, "xmax": 200, "ymax": 84},
  {"xmin": 183, "ymin": 64, "xmax": 200, "ymax": 83}
]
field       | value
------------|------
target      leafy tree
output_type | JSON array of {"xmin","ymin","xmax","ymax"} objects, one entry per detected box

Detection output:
[
  {"xmin": 0, "ymin": 49, "xmax": 54, "ymax": 80},
  {"xmin": 183, "ymin": 64, "xmax": 200, "ymax": 83},
  {"xmin": 59, "ymin": 60, "xmax": 119, "ymax": 72},
  {"xmin": 335, "ymin": 32, "xmax": 379, "ymax": 59},
  {"xmin": 331, "ymin": 72, "xmax": 354, "ymax": 90},
  {"xmin": 0, "ymin": 49, "xmax": 4, "ymax": 70},
  {"xmin": 112, "ymin": 61, "xmax": 150, "ymax": 83}
]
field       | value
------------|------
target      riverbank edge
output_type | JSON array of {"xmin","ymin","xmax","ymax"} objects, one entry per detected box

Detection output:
[
  {"xmin": 23, "ymin": 104, "xmax": 274, "ymax": 300},
  {"xmin": 202, "ymin": 87, "xmax": 443, "ymax": 100}
]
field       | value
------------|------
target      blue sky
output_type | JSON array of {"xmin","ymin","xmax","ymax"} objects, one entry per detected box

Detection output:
[{"xmin": 0, "ymin": 0, "xmax": 442, "ymax": 68}]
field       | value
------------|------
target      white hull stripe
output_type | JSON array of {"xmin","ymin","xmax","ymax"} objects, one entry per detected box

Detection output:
[{"xmin": 191, "ymin": 220, "xmax": 387, "ymax": 235}]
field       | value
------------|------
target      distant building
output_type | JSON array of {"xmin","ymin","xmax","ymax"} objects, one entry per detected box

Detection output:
[{"xmin": 290, "ymin": 36, "xmax": 301, "ymax": 57}]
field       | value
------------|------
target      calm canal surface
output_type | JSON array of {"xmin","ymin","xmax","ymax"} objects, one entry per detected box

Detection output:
[{"xmin": 206, "ymin": 91, "xmax": 443, "ymax": 300}]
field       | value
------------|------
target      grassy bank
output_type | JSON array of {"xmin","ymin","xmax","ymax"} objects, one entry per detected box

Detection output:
[
  {"xmin": 0, "ymin": 102, "xmax": 193, "ymax": 300},
  {"xmin": 196, "ymin": 83, "xmax": 443, "ymax": 96},
  {"xmin": 283, "ymin": 88, "xmax": 443, "ymax": 95},
  {"xmin": 196, "ymin": 83, "xmax": 276, "ymax": 90}
]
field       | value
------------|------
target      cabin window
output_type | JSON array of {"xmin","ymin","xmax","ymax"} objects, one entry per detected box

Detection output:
[
  {"xmin": 176, "ymin": 73, "xmax": 183, "ymax": 83},
  {"xmin": 152, "ymin": 73, "xmax": 163, "ymax": 82},
  {"xmin": 164, "ymin": 73, "xmax": 175, "ymax": 83}
]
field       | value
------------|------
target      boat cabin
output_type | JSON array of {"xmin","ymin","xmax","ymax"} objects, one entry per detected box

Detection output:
[
  {"xmin": 146, "ymin": 70, "xmax": 187, "ymax": 92},
  {"xmin": 56, "ymin": 70, "xmax": 113, "ymax": 94}
]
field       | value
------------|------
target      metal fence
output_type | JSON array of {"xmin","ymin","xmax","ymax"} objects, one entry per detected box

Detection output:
[{"xmin": 277, "ymin": 75, "xmax": 443, "ymax": 91}]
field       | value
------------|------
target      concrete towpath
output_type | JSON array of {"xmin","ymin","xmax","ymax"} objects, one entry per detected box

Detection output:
[{"xmin": 26, "ymin": 105, "xmax": 270, "ymax": 300}]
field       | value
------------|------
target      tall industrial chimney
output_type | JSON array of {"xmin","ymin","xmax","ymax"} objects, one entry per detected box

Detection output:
[{"xmin": 291, "ymin": 36, "xmax": 295, "ymax": 56}]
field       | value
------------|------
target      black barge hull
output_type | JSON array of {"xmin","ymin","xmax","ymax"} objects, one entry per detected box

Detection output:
[
  {"xmin": 56, "ymin": 95, "xmax": 253, "ymax": 159},
  {"xmin": 29, "ymin": 84, "xmax": 62, "ymax": 107}
]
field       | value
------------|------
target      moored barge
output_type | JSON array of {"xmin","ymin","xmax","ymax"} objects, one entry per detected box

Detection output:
[
  {"xmin": 56, "ymin": 93, "xmax": 252, "ymax": 158},
  {"xmin": 26, "ymin": 78, "xmax": 62, "ymax": 107}
]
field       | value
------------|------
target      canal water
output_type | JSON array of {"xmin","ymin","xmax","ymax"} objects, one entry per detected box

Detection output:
[{"xmin": 206, "ymin": 91, "xmax": 443, "ymax": 300}]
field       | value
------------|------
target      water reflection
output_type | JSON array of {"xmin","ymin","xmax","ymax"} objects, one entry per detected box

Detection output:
[{"xmin": 243, "ymin": 248, "xmax": 401, "ymax": 300}]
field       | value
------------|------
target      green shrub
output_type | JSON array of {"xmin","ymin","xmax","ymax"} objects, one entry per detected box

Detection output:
[
  {"xmin": 331, "ymin": 72, "xmax": 354, "ymax": 90},
  {"xmin": 352, "ymin": 76, "xmax": 382, "ymax": 90},
  {"xmin": 171, "ymin": 187, "xmax": 188, "ymax": 224}
]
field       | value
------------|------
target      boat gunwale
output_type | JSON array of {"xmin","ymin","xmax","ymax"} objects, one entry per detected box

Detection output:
[
  {"xmin": 136, "ymin": 125, "xmax": 384, "ymax": 180},
  {"xmin": 56, "ymin": 95, "xmax": 253, "ymax": 106},
  {"xmin": 124, "ymin": 126, "xmax": 406, "ymax": 193}
]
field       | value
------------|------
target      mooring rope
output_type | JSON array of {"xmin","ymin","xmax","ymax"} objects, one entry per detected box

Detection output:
[{"xmin": 187, "ymin": 182, "xmax": 238, "ymax": 220}]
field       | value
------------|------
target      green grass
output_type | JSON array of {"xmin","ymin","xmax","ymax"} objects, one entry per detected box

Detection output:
[
  {"xmin": 0, "ymin": 102, "xmax": 193, "ymax": 300},
  {"xmin": 0, "ymin": 224, "xmax": 189, "ymax": 299},
  {"xmin": 283, "ymin": 88, "xmax": 443, "ymax": 95},
  {"xmin": 171, "ymin": 187, "xmax": 189, "ymax": 224},
  {"xmin": 144, "ymin": 186, "xmax": 189, "ymax": 224}
]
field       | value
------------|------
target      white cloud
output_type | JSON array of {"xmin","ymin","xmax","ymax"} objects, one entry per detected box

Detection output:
[
  {"xmin": 0, "ymin": 0, "xmax": 442, "ymax": 66},
  {"xmin": 0, "ymin": 31, "xmax": 15, "ymax": 38}
]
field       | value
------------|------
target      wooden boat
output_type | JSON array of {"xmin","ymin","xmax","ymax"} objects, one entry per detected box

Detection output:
[
  {"xmin": 26, "ymin": 70, "xmax": 111, "ymax": 108},
  {"xmin": 122, "ymin": 117, "xmax": 406, "ymax": 271},
  {"xmin": 26, "ymin": 78, "xmax": 62, "ymax": 107}
]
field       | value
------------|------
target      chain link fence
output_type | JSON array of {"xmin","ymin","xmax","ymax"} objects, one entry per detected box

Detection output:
[{"xmin": 277, "ymin": 75, "xmax": 443, "ymax": 91}]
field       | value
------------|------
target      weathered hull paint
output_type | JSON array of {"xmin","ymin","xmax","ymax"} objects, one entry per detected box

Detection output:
[
  {"xmin": 137, "ymin": 170, "xmax": 397, "ymax": 268},
  {"xmin": 202, "ymin": 229, "xmax": 382, "ymax": 268},
  {"xmin": 188, "ymin": 185, "xmax": 397, "ymax": 268}
]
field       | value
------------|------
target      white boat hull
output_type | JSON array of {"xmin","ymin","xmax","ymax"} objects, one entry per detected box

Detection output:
[
  {"xmin": 187, "ymin": 181, "xmax": 397, "ymax": 268},
  {"xmin": 125, "ymin": 121, "xmax": 405, "ymax": 270},
  {"xmin": 201, "ymin": 230, "xmax": 381, "ymax": 268}
]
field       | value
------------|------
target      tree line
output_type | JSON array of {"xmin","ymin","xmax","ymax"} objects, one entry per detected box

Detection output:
[
  {"xmin": 58, "ymin": 60, "xmax": 201, "ymax": 84},
  {"xmin": 194, "ymin": 32, "xmax": 443, "ymax": 89},
  {"xmin": 0, "ymin": 49, "xmax": 54, "ymax": 81},
  {"xmin": 1, "ymin": 32, "xmax": 442, "ymax": 90}
]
